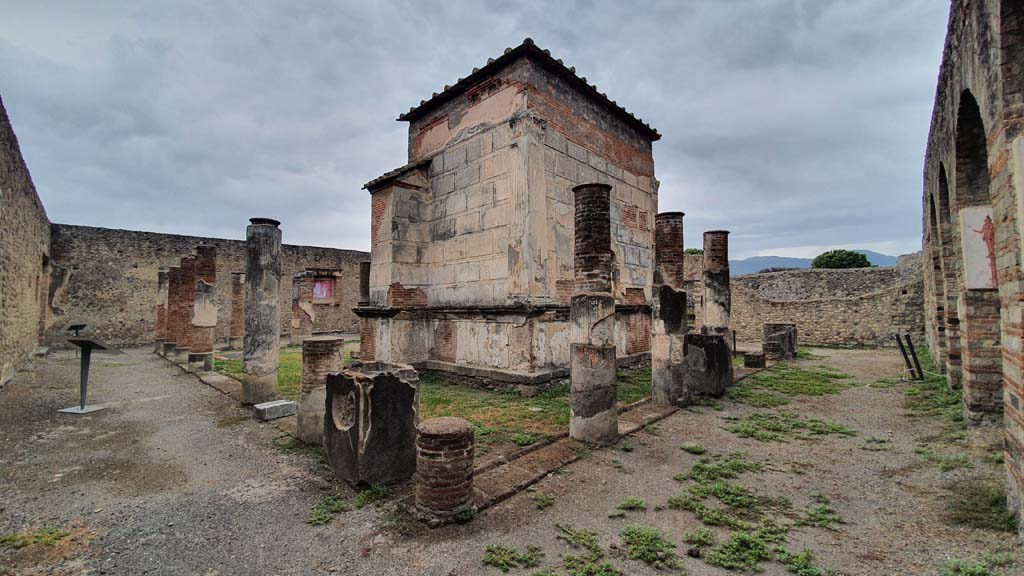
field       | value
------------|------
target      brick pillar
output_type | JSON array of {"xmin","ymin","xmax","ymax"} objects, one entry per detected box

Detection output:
[
  {"xmin": 162, "ymin": 266, "xmax": 180, "ymax": 357},
  {"xmin": 359, "ymin": 261, "xmax": 371, "ymax": 305},
  {"xmin": 243, "ymin": 218, "xmax": 282, "ymax": 405},
  {"xmin": 359, "ymin": 317, "xmax": 376, "ymax": 361},
  {"xmin": 570, "ymin": 183, "xmax": 618, "ymax": 444},
  {"xmin": 154, "ymin": 268, "xmax": 168, "ymax": 353},
  {"xmin": 702, "ymin": 230, "xmax": 731, "ymax": 335},
  {"xmin": 291, "ymin": 272, "xmax": 315, "ymax": 345},
  {"xmin": 959, "ymin": 289, "xmax": 1003, "ymax": 424},
  {"xmin": 652, "ymin": 212, "xmax": 687, "ymax": 406},
  {"xmin": 229, "ymin": 272, "xmax": 245, "ymax": 350},
  {"xmin": 173, "ymin": 256, "xmax": 196, "ymax": 362},
  {"xmin": 189, "ymin": 245, "xmax": 217, "ymax": 372},
  {"xmin": 297, "ymin": 336, "xmax": 344, "ymax": 444},
  {"xmin": 415, "ymin": 417, "xmax": 475, "ymax": 525}
]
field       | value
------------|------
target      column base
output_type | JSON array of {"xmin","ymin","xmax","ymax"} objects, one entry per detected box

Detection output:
[
  {"xmin": 161, "ymin": 341, "xmax": 177, "ymax": 357},
  {"xmin": 242, "ymin": 372, "xmax": 279, "ymax": 405},
  {"xmin": 173, "ymin": 347, "xmax": 191, "ymax": 365},
  {"xmin": 187, "ymin": 352, "xmax": 214, "ymax": 373},
  {"xmin": 153, "ymin": 339, "xmax": 165, "ymax": 354}
]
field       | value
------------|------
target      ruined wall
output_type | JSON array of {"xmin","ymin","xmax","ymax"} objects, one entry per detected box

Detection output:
[
  {"xmin": 728, "ymin": 255, "xmax": 925, "ymax": 347},
  {"xmin": 47, "ymin": 225, "xmax": 367, "ymax": 346},
  {"xmin": 920, "ymin": 0, "xmax": 1024, "ymax": 529},
  {"xmin": 0, "ymin": 95, "xmax": 50, "ymax": 384}
]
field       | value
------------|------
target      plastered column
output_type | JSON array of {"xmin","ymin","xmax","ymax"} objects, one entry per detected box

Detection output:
[
  {"xmin": 154, "ymin": 268, "xmax": 168, "ymax": 354},
  {"xmin": 702, "ymin": 230, "xmax": 731, "ymax": 335},
  {"xmin": 569, "ymin": 183, "xmax": 618, "ymax": 444},
  {"xmin": 297, "ymin": 336, "xmax": 344, "ymax": 444},
  {"xmin": 290, "ymin": 272, "xmax": 315, "ymax": 345},
  {"xmin": 228, "ymin": 272, "xmax": 245, "ymax": 350},
  {"xmin": 189, "ymin": 245, "xmax": 217, "ymax": 372},
  {"xmin": 162, "ymin": 266, "xmax": 180, "ymax": 357},
  {"xmin": 243, "ymin": 218, "xmax": 282, "ymax": 404},
  {"xmin": 651, "ymin": 212, "xmax": 687, "ymax": 405}
]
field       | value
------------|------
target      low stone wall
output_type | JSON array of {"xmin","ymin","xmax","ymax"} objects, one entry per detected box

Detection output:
[
  {"xmin": 0, "ymin": 96, "xmax": 51, "ymax": 384},
  {"xmin": 729, "ymin": 254, "xmax": 924, "ymax": 347},
  {"xmin": 46, "ymin": 224, "xmax": 368, "ymax": 347}
]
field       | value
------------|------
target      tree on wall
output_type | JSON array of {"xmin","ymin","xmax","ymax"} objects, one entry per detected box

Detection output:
[
  {"xmin": 684, "ymin": 248, "xmax": 703, "ymax": 255},
  {"xmin": 812, "ymin": 250, "xmax": 871, "ymax": 269}
]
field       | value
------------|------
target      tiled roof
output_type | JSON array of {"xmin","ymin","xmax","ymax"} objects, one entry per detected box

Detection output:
[{"xmin": 397, "ymin": 38, "xmax": 660, "ymax": 141}]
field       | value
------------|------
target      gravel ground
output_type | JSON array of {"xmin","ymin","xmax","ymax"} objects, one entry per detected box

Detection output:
[{"xmin": 0, "ymin": 346, "xmax": 1020, "ymax": 575}]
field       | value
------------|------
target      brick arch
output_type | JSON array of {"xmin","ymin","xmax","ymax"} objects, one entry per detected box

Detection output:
[
  {"xmin": 955, "ymin": 90, "xmax": 991, "ymax": 208},
  {"xmin": 937, "ymin": 163, "xmax": 960, "ymax": 381},
  {"xmin": 926, "ymin": 190, "xmax": 948, "ymax": 368}
]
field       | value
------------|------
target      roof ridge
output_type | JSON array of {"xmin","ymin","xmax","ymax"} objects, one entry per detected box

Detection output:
[{"xmin": 397, "ymin": 38, "xmax": 660, "ymax": 141}]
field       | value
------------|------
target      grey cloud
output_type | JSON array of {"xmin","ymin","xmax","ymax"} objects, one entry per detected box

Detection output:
[{"xmin": 0, "ymin": 0, "xmax": 947, "ymax": 258}]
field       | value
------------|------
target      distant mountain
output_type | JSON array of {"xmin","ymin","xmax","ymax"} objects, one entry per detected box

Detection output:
[{"xmin": 729, "ymin": 250, "xmax": 899, "ymax": 275}]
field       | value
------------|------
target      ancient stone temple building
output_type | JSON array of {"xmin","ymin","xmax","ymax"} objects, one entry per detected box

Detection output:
[
  {"xmin": 357, "ymin": 39, "xmax": 660, "ymax": 382},
  {"xmin": 920, "ymin": 0, "xmax": 1023, "ymax": 531}
]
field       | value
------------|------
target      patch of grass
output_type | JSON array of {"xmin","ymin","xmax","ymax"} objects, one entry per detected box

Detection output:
[
  {"xmin": 607, "ymin": 510, "xmax": 626, "ymax": 519},
  {"xmin": 355, "ymin": 484, "xmax": 388, "ymax": 508},
  {"xmin": 679, "ymin": 443, "xmax": 705, "ymax": 455},
  {"xmin": 795, "ymin": 349, "xmax": 822, "ymax": 360},
  {"xmin": 643, "ymin": 424, "xmax": 660, "ymax": 436},
  {"xmin": 611, "ymin": 459, "xmax": 624, "ymax": 471},
  {"xmin": 798, "ymin": 493, "xmax": 844, "ymax": 530},
  {"xmin": 940, "ymin": 552, "xmax": 1016, "ymax": 576},
  {"xmin": 482, "ymin": 544, "xmax": 544, "ymax": 572},
  {"xmin": 915, "ymin": 447, "xmax": 973, "ymax": 471},
  {"xmin": 213, "ymin": 347, "xmax": 304, "ymax": 400},
  {"xmin": 0, "ymin": 527, "xmax": 70, "ymax": 548},
  {"xmin": 620, "ymin": 525, "xmax": 679, "ymax": 570},
  {"xmin": 725, "ymin": 411, "xmax": 856, "ymax": 442},
  {"xmin": 945, "ymin": 481, "xmax": 1018, "ymax": 532},
  {"xmin": 617, "ymin": 497, "xmax": 647, "ymax": 511},
  {"xmin": 307, "ymin": 493, "xmax": 352, "ymax": 525},
  {"xmin": 861, "ymin": 437, "xmax": 893, "ymax": 451},
  {"xmin": 776, "ymin": 548, "xmax": 825, "ymax": 576},
  {"xmin": 556, "ymin": 524, "xmax": 602, "ymax": 556},
  {"xmin": 616, "ymin": 368, "xmax": 652, "ymax": 405},
  {"xmin": 684, "ymin": 452, "xmax": 763, "ymax": 484},
  {"xmin": 383, "ymin": 503, "xmax": 421, "ymax": 535},
  {"xmin": 533, "ymin": 492, "xmax": 555, "ymax": 510},
  {"xmin": 619, "ymin": 443, "xmax": 634, "ymax": 453},
  {"xmin": 563, "ymin": 555, "xmax": 623, "ymax": 576},
  {"xmin": 706, "ymin": 531, "xmax": 772, "ymax": 571},
  {"xmin": 271, "ymin": 434, "xmax": 323, "ymax": 459},
  {"xmin": 682, "ymin": 528, "xmax": 716, "ymax": 547},
  {"xmin": 729, "ymin": 363, "xmax": 852, "ymax": 407},
  {"xmin": 513, "ymin": 432, "xmax": 539, "ymax": 446},
  {"xmin": 903, "ymin": 349, "xmax": 963, "ymax": 422}
]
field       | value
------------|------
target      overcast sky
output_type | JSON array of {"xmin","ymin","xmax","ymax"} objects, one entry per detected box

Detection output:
[{"xmin": 1, "ymin": 0, "xmax": 948, "ymax": 260}]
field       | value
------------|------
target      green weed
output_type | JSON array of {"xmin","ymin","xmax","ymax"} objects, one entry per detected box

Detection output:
[
  {"xmin": 682, "ymin": 528, "xmax": 716, "ymax": 547},
  {"xmin": 482, "ymin": 544, "xmax": 544, "ymax": 572},
  {"xmin": 307, "ymin": 493, "xmax": 352, "ymax": 525},
  {"xmin": 620, "ymin": 525, "xmax": 679, "ymax": 570},
  {"xmin": 726, "ymin": 411, "xmax": 856, "ymax": 442},
  {"xmin": 945, "ymin": 481, "xmax": 1018, "ymax": 532},
  {"xmin": 776, "ymin": 548, "xmax": 825, "ymax": 576},
  {"xmin": 685, "ymin": 452, "xmax": 763, "ymax": 483},
  {"xmin": 533, "ymin": 492, "xmax": 555, "ymax": 510},
  {"xmin": 940, "ymin": 552, "xmax": 1016, "ymax": 576},
  {"xmin": 617, "ymin": 497, "xmax": 647, "ymax": 511},
  {"xmin": 706, "ymin": 531, "xmax": 772, "ymax": 571},
  {"xmin": 355, "ymin": 484, "xmax": 389, "ymax": 508},
  {"xmin": 0, "ymin": 527, "xmax": 70, "ymax": 548},
  {"xmin": 679, "ymin": 443, "xmax": 705, "ymax": 455},
  {"xmin": 915, "ymin": 447, "xmax": 973, "ymax": 471},
  {"xmin": 798, "ymin": 493, "xmax": 844, "ymax": 530}
]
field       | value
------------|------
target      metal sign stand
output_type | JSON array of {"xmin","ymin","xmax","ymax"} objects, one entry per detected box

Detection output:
[{"xmin": 58, "ymin": 337, "xmax": 118, "ymax": 415}]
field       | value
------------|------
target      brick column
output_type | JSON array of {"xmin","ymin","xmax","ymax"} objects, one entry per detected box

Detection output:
[
  {"xmin": 188, "ymin": 245, "xmax": 217, "ymax": 372},
  {"xmin": 297, "ymin": 336, "xmax": 344, "ymax": 444},
  {"xmin": 243, "ymin": 218, "xmax": 282, "ymax": 405},
  {"xmin": 569, "ymin": 183, "xmax": 618, "ymax": 444},
  {"xmin": 162, "ymin": 266, "xmax": 180, "ymax": 357},
  {"xmin": 173, "ymin": 256, "xmax": 196, "ymax": 363},
  {"xmin": 702, "ymin": 230, "xmax": 731, "ymax": 335},
  {"xmin": 153, "ymin": 268, "xmax": 168, "ymax": 354},
  {"xmin": 228, "ymin": 272, "xmax": 245, "ymax": 350},
  {"xmin": 415, "ymin": 417, "xmax": 475, "ymax": 525},
  {"xmin": 651, "ymin": 212, "xmax": 688, "ymax": 406},
  {"xmin": 290, "ymin": 272, "xmax": 315, "ymax": 345},
  {"xmin": 959, "ymin": 290, "xmax": 1003, "ymax": 423}
]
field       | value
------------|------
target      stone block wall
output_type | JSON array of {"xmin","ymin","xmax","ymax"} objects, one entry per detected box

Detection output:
[
  {"xmin": 46, "ymin": 224, "xmax": 367, "ymax": 347},
  {"xmin": 0, "ymin": 95, "xmax": 50, "ymax": 385},
  {"xmin": 726, "ymin": 254, "xmax": 925, "ymax": 347}
]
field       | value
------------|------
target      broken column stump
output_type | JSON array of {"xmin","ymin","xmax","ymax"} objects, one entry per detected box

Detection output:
[
  {"xmin": 153, "ymin": 268, "xmax": 168, "ymax": 354},
  {"xmin": 569, "ymin": 183, "xmax": 618, "ymax": 444},
  {"xmin": 323, "ymin": 362, "xmax": 419, "ymax": 486},
  {"xmin": 651, "ymin": 212, "xmax": 688, "ymax": 406},
  {"xmin": 243, "ymin": 217, "xmax": 282, "ymax": 405},
  {"xmin": 188, "ymin": 245, "xmax": 217, "ymax": 373},
  {"xmin": 681, "ymin": 333, "xmax": 733, "ymax": 397},
  {"xmin": 701, "ymin": 230, "xmax": 731, "ymax": 336},
  {"xmin": 415, "ymin": 416, "xmax": 475, "ymax": 525},
  {"xmin": 297, "ymin": 336, "xmax": 344, "ymax": 445},
  {"xmin": 744, "ymin": 352, "xmax": 767, "ymax": 369},
  {"xmin": 228, "ymin": 271, "xmax": 245, "ymax": 350},
  {"xmin": 763, "ymin": 323, "xmax": 798, "ymax": 360}
]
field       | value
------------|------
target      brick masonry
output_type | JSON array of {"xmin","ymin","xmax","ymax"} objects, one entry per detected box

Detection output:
[
  {"xmin": 46, "ymin": 224, "xmax": 367, "ymax": 347},
  {"xmin": 0, "ymin": 95, "xmax": 50, "ymax": 385},
  {"xmin": 415, "ymin": 416, "xmax": 476, "ymax": 523},
  {"xmin": 919, "ymin": 0, "xmax": 1024, "ymax": 531}
]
